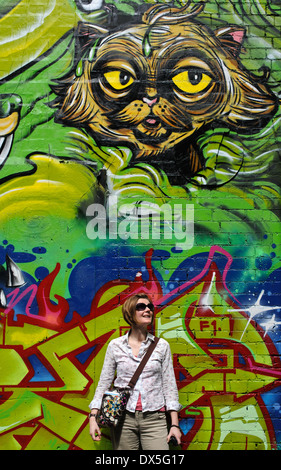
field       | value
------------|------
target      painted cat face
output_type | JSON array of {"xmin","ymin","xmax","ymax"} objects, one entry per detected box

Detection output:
[
  {"xmin": 89, "ymin": 23, "xmax": 220, "ymax": 157},
  {"xmin": 53, "ymin": 4, "xmax": 277, "ymax": 170}
]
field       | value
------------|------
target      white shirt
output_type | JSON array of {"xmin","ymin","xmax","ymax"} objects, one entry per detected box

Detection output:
[{"xmin": 89, "ymin": 331, "xmax": 182, "ymax": 413}]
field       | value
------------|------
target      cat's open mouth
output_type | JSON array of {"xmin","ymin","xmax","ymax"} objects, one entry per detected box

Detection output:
[
  {"xmin": 135, "ymin": 118, "xmax": 171, "ymax": 144},
  {"xmin": 143, "ymin": 115, "xmax": 161, "ymax": 129},
  {"xmin": 133, "ymin": 113, "xmax": 172, "ymax": 144}
]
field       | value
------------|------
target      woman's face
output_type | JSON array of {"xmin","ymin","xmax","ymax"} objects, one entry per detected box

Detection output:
[{"xmin": 134, "ymin": 298, "xmax": 154, "ymax": 327}]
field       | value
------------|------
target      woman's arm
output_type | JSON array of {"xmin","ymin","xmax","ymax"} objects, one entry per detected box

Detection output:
[
  {"xmin": 161, "ymin": 341, "xmax": 182, "ymax": 445},
  {"xmin": 88, "ymin": 342, "xmax": 116, "ymax": 442},
  {"xmin": 89, "ymin": 342, "xmax": 116, "ymax": 410}
]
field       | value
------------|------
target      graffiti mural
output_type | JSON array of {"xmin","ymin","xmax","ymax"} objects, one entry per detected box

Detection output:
[{"xmin": 0, "ymin": 0, "xmax": 281, "ymax": 450}]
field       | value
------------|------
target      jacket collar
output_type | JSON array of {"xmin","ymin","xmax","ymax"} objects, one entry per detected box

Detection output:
[{"xmin": 124, "ymin": 330, "xmax": 154, "ymax": 344}]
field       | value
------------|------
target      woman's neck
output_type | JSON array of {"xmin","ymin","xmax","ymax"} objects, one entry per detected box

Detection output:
[{"xmin": 129, "ymin": 325, "xmax": 148, "ymax": 343}]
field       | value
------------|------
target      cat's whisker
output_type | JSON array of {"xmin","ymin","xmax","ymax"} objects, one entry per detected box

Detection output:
[{"xmin": 109, "ymin": 104, "xmax": 150, "ymax": 126}]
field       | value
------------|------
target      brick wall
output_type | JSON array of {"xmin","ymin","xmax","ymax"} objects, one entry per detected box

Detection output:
[{"xmin": 0, "ymin": 0, "xmax": 280, "ymax": 450}]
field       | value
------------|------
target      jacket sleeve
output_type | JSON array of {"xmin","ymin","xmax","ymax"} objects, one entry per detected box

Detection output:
[
  {"xmin": 161, "ymin": 340, "xmax": 182, "ymax": 412},
  {"xmin": 89, "ymin": 341, "xmax": 116, "ymax": 410}
]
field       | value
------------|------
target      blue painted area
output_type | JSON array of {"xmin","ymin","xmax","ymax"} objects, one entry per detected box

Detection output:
[{"xmin": 28, "ymin": 354, "xmax": 56, "ymax": 382}]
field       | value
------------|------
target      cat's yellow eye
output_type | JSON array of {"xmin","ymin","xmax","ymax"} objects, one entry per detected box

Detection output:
[
  {"xmin": 172, "ymin": 69, "xmax": 212, "ymax": 94},
  {"xmin": 104, "ymin": 70, "xmax": 134, "ymax": 90}
]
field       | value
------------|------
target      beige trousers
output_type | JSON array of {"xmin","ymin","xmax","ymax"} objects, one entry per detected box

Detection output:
[{"xmin": 111, "ymin": 411, "xmax": 169, "ymax": 450}]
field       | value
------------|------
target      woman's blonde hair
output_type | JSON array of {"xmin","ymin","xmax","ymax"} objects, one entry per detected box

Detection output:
[{"xmin": 122, "ymin": 293, "xmax": 153, "ymax": 326}]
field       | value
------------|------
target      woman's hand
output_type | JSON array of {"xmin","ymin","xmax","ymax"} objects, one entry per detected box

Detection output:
[
  {"xmin": 167, "ymin": 425, "xmax": 181, "ymax": 446},
  {"xmin": 167, "ymin": 411, "xmax": 181, "ymax": 446},
  {"xmin": 89, "ymin": 416, "xmax": 102, "ymax": 441}
]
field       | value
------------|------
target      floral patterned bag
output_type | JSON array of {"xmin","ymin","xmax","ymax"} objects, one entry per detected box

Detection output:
[
  {"xmin": 99, "ymin": 337, "xmax": 159, "ymax": 427},
  {"xmin": 99, "ymin": 389, "xmax": 130, "ymax": 427}
]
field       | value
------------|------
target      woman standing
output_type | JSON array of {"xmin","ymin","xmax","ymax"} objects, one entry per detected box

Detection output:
[{"xmin": 89, "ymin": 293, "xmax": 182, "ymax": 450}]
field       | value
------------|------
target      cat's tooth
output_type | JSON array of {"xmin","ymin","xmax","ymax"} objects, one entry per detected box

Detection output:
[
  {"xmin": 0, "ymin": 136, "xmax": 5, "ymax": 150},
  {"xmin": 0, "ymin": 134, "xmax": 13, "ymax": 167}
]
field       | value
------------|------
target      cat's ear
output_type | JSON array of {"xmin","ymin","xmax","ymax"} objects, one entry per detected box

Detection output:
[
  {"xmin": 215, "ymin": 26, "xmax": 246, "ymax": 57},
  {"xmin": 74, "ymin": 21, "xmax": 108, "ymax": 60}
]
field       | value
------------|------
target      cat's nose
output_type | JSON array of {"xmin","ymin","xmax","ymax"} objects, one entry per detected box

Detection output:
[{"xmin": 143, "ymin": 96, "xmax": 158, "ymax": 107}]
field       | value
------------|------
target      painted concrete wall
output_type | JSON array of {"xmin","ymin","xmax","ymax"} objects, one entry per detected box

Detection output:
[{"xmin": 0, "ymin": 0, "xmax": 280, "ymax": 450}]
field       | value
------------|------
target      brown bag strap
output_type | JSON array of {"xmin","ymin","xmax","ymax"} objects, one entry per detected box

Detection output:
[{"xmin": 128, "ymin": 337, "xmax": 160, "ymax": 389}]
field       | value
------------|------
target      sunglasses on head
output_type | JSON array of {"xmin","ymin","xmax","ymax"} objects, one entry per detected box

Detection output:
[{"xmin": 135, "ymin": 302, "xmax": 154, "ymax": 312}]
